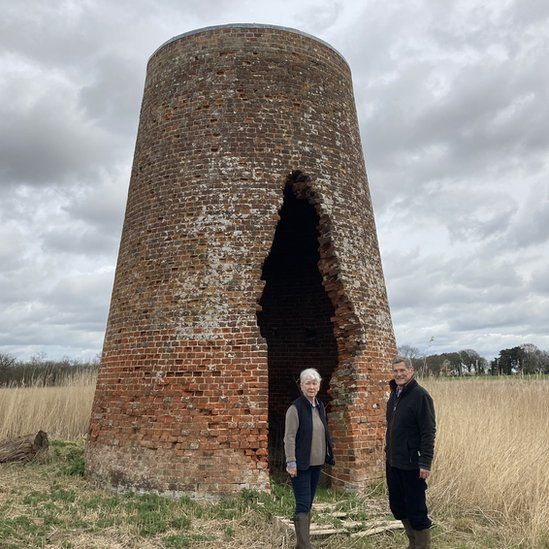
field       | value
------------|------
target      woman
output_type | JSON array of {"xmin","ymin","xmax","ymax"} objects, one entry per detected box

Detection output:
[{"xmin": 284, "ymin": 368, "xmax": 335, "ymax": 549}]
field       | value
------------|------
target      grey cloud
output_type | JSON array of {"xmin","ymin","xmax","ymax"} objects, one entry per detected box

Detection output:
[
  {"xmin": 388, "ymin": 275, "xmax": 524, "ymax": 311},
  {"xmin": 0, "ymin": 68, "xmax": 119, "ymax": 185},
  {"xmin": 393, "ymin": 295, "xmax": 549, "ymax": 357},
  {"xmin": 471, "ymin": 184, "xmax": 549, "ymax": 255},
  {"xmin": 0, "ymin": 3, "xmax": 98, "ymax": 68},
  {"xmin": 295, "ymin": 1, "xmax": 345, "ymax": 33},
  {"xmin": 446, "ymin": 257, "xmax": 523, "ymax": 290},
  {"xmin": 0, "ymin": 2, "xmax": 169, "ymax": 71},
  {"xmin": 365, "ymin": 57, "xmax": 548, "ymax": 186},
  {"xmin": 404, "ymin": 186, "xmax": 518, "ymax": 243},
  {"xmin": 79, "ymin": 53, "xmax": 144, "ymax": 135},
  {"xmin": 0, "ymin": 264, "xmax": 49, "ymax": 308},
  {"xmin": 511, "ymin": 197, "xmax": 549, "ymax": 248},
  {"xmin": 529, "ymin": 263, "xmax": 549, "ymax": 295},
  {"xmin": 384, "ymin": 237, "xmax": 533, "ymax": 356},
  {"xmin": 0, "ymin": 319, "xmax": 105, "ymax": 349},
  {"xmin": 62, "ymin": 176, "xmax": 128, "ymax": 236},
  {"xmin": 41, "ymin": 227, "xmax": 118, "ymax": 256},
  {"xmin": 49, "ymin": 270, "xmax": 114, "ymax": 303},
  {"xmin": 447, "ymin": 298, "xmax": 549, "ymax": 333},
  {"xmin": 0, "ymin": 271, "xmax": 112, "ymax": 348},
  {"xmin": 509, "ymin": 0, "xmax": 549, "ymax": 24},
  {"xmin": 357, "ymin": 0, "xmax": 549, "ymax": 225},
  {"xmin": 462, "ymin": 207, "xmax": 516, "ymax": 242},
  {"xmin": 0, "ymin": 224, "xmax": 26, "ymax": 271}
]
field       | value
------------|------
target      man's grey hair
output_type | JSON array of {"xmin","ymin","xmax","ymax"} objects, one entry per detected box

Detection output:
[
  {"xmin": 300, "ymin": 368, "xmax": 322, "ymax": 384},
  {"xmin": 392, "ymin": 355, "xmax": 413, "ymax": 369}
]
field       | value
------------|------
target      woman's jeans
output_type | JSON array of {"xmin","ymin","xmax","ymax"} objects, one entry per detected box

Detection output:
[{"xmin": 291, "ymin": 465, "xmax": 321, "ymax": 514}]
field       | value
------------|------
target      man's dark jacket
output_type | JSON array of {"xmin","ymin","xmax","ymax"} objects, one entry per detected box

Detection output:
[{"xmin": 385, "ymin": 378, "xmax": 436, "ymax": 470}]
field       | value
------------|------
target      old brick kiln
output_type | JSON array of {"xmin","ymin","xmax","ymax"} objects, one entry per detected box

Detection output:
[{"xmin": 86, "ymin": 24, "xmax": 396, "ymax": 497}]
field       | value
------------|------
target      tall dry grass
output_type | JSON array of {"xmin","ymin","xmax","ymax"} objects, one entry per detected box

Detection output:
[
  {"xmin": 0, "ymin": 369, "xmax": 97, "ymax": 441},
  {"xmin": 423, "ymin": 376, "xmax": 549, "ymax": 547}
]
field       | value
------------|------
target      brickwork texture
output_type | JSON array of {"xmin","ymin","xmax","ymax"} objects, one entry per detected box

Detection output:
[{"xmin": 86, "ymin": 24, "xmax": 396, "ymax": 497}]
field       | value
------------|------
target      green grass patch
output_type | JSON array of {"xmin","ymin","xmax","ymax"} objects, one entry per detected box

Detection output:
[
  {"xmin": 121, "ymin": 493, "xmax": 192, "ymax": 537},
  {"xmin": 162, "ymin": 533, "xmax": 213, "ymax": 547},
  {"xmin": 49, "ymin": 440, "xmax": 86, "ymax": 476}
]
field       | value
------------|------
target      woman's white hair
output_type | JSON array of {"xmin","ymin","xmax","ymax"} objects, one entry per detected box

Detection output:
[{"xmin": 299, "ymin": 368, "xmax": 322, "ymax": 384}]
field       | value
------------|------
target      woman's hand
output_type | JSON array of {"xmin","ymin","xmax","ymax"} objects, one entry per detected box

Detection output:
[{"xmin": 286, "ymin": 465, "xmax": 297, "ymax": 478}]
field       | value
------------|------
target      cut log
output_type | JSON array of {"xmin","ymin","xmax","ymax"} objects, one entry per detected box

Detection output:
[{"xmin": 0, "ymin": 431, "xmax": 49, "ymax": 463}]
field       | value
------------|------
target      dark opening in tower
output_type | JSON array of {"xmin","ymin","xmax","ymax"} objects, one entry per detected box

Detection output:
[{"xmin": 257, "ymin": 182, "xmax": 338, "ymax": 476}]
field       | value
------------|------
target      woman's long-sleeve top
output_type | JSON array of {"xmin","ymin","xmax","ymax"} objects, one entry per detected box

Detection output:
[{"xmin": 284, "ymin": 400, "xmax": 327, "ymax": 467}]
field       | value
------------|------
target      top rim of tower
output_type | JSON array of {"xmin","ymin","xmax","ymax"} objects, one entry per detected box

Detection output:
[{"xmin": 149, "ymin": 23, "xmax": 349, "ymax": 68}]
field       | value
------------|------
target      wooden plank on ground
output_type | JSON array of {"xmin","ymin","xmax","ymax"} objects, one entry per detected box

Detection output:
[
  {"xmin": 310, "ymin": 527, "xmax": 348, "ymax": 536},
  {"xmin": 351, "ymin": 521, "xmax": 403, "ymax": 537}
]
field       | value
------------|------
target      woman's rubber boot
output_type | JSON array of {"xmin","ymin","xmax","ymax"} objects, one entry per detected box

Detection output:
[
  {"xmin": 293, "ymin": 513, "xmax": 312, "ymax": 549},
  {"xmin": 307, "ymin": 512, "xmax": 316, "ymax": 549},
  {"xmin": 414, "ymin": 527, "xmax": 431, "ymax": 549},
  {"xmin": 402, "ymin": 519, "xmax": 416, "ymax": 548}
]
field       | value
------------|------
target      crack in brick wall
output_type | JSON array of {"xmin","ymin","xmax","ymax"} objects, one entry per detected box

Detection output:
[{"xmin": 257, "ymin": 177, "xmax": 339, "ymax": 473}]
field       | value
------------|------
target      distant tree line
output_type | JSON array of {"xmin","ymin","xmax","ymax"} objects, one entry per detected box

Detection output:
[
  {"xmin": 0, "ymin": 353, "xmax": 100, "ymax": 387},
  {"xmin": 489, "ymin": 344, "xmax": 549, "ymax": 375},
  {"xmin": 398, "ymin": 344, "xmax": 549, "ymax": 376},
  {"xmin": 3, "ymin": 341, "xmax": 548, "ymax": 386}
]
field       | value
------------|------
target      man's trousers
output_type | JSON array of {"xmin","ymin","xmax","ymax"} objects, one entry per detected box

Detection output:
[{"xmin": 386, "ymin": 462, "xmax": 432, "ymax": 531}]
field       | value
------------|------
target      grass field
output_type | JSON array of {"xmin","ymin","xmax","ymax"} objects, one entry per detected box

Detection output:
[{"xmin": 1, "ymin": 374, "xmax": 548, "ymax": 547}]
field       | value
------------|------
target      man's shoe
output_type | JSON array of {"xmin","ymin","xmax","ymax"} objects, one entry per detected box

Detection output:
[
  {"xmin": 414, "ymin": 527, "xmax": 431, "ymax": 549},
  {"xmin": 402, "ymin": 518, "xmax": 416, "ymax": 548}
]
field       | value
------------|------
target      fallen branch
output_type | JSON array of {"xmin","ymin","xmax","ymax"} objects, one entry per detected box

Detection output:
[{"xmin": 0, "ymin": 431, "xmax": 49, "ymax": 463}]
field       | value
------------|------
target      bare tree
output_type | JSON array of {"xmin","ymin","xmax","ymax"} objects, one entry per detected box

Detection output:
[
  {"xmin": 520, "ymin": 344, "xmax": 549, "ymax": 374},
  {"xmin": 0, "ymin": 353, "xmax": 16, "ymax": 369},
  {"xmin": 397, "ymin": 345, "xmax": 421, "ymax": 360},
  {"xmin": 0, "ymin": 353, "xmax": 16, "ymax": 385}
]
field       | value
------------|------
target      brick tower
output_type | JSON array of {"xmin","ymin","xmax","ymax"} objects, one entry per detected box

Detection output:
[{"xmin": 86, "ymin": 24, "xmax": 395, "ymax": 497}]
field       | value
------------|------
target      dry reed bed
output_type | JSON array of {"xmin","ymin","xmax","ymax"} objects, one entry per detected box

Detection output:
[
  {"xmin": 424, "ymin": 377, "xmax": 549, "ymax": 547},
  {"xmin": 0, "ymin": 370, "xmax": 97, "ymax": 440}
]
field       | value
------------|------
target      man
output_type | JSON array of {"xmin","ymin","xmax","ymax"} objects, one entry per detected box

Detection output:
[{"xmin": 386, "ymin": 355, "xmax": 436, "ymax": 549}]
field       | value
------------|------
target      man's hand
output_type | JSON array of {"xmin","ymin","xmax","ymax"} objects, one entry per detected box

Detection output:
[
  {"xmin": 419, "ymin": 468, "xmax": 430, "ymax": 480},
  {"xmin": 286, "ymin": 465, "xmax": 297, "ymax": 478}
]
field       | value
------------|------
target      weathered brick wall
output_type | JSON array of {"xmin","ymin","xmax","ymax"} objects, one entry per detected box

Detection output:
[{"xmin": 86, "ymin": 24, "xmax": 396, "ymax": 497}]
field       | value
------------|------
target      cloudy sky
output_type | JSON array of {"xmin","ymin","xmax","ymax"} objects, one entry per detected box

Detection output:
[{"xmin": 1, "ymin": 0, "xmax": 548, "ymax": 361}]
